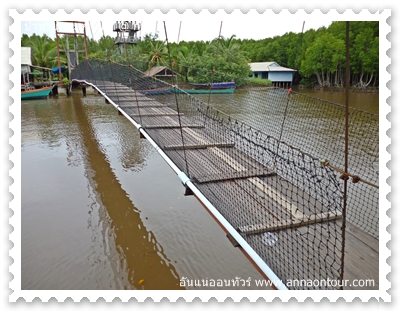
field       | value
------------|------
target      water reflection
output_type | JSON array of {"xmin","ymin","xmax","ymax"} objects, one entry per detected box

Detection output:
[
  {"xmin": 71, "ymin": 95, "xmax": 182, "ymax": 289},
  {"xmin": 21, "ymin": 95, "xmax": 181, "ymax": 289}
]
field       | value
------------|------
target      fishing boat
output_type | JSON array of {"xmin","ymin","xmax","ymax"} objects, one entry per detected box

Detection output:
[
  {"xmin": 138, "ymin": 87, "xmax": 173, "ymax": 95},
  {"xmin": 21, "ymin": 86, "xmax": 54, "ymax": 100},
  {"xmin": 180, "ymin": 82, "xmax": 236, "ymax": 94},
  {"xmin": 21, "ymin": 61, "xmax": 54, "ymax": 100}
]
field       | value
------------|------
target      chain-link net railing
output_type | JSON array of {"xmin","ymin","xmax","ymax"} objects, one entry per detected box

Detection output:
[
  {"xmin": 179, "ymin": 87, "xmax": 379, "ymax": 239},
  {"xmin": 71, "ymin": 59, "xmax": 379, "ymax": 289}
]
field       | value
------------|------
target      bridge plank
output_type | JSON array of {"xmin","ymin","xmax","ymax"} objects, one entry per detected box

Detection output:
[
  {"xmin": 209, "ymin": 147, "xmax": 306, "ymax": 220},
  {"xmin": 294, "ymin": 220, "xmax": 379, "ymax": 289},
  {"xmin": 110, "ymin": 96, "xmax": 159, "ymax": 101},
  {"xmin": 238, "ymin": 212, "xmax": 343, "ymax": 234},
  {"xmin": 122, "ymin": 106, "xmax": 184, "ymax": 118},
  {"xmin": 130, "ymin": 113, "xmax": 182, "ymax": 117},
  {"xmin": 99, "ymin": 85, "xmax": 131, "ymax": 89},
  {"xmin": 146, "ymin": 127, "xmax": 235, "ymax": 151},
  {"xmin": 143, "ymin": 124, "xmax": 205, "ymax": 129},
  {"xmin": 194, "ymin": 179, "xmax": 280, "ymax": 229},
  {"xmin": 139, "ymin": 116, "xmax": 203, "ymax": 129},
  {"xmin": 195, "ymin": 168, "xmax": 276, "ymax": 183},
  {"xmin": 119, "ymin": 104, "xmax": 167, "ymax": 108},
  {"xmin": 164, "ymin": 142, "xmax": 235, "ymax": 150}
]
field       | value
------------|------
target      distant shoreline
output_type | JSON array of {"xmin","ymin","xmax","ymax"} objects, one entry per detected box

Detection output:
[{"xmin": 297, "ymin": 85, "xmax": 379, "ymax": 93}]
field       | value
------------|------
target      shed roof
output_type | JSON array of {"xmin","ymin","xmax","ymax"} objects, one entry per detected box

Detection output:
[
  {"xmin": 249, "ymin": 62, "xmax": 295, "ymax": 72},
  {"xmin": 143, "ymin": 66, "xmax": 180, "ymax": 77}
]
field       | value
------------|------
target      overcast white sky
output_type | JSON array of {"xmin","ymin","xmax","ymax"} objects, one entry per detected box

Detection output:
[{"xmin": 21, "ymin": 19, "xmax": 333, "ymax": 43}]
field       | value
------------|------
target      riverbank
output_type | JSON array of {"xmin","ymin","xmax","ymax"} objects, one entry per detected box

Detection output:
[{"xmin": 297, "ymin": 85, "xmax": 379, "ymax": 93}]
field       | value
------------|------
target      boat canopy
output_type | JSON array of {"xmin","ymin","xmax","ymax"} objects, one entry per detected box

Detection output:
[
  {"xmin": 51, "ymin": 66, "xmax": 66, "ymax": 74},
  {"xmin": 211, "ymin": 82, "xmax": 236, "ymax": 89},
  {"xmin": 31, "ymin": 71, "xmax": 44, "ymax": 75}
]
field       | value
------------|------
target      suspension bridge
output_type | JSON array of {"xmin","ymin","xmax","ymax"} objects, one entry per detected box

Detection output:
[
  {"xmin": 70, "ymin": 57, "xmax": 379, "ymax": 290},
  {"xmin": 57, "ymin": 19, "xmax": 381, "ymax": 290}
]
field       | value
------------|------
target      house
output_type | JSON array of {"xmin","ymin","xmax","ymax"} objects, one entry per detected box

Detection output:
[
  {"xmin": 21, "ymin": 47, "xmax": 54, "ymax": 90},
  {"xmin": 21, "ymin": 47, "xmax": 33, "ymax": 90},
  {"xmin": 249, "ymin": 62, "xmax": 295, "ymax": 88},
  {"xmin": 21, "ymin": 47, "xmax": 32, "ymax": 74}
]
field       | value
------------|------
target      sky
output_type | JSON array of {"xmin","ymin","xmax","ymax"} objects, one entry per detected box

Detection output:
[{"xmin": 21, "ymin": 19, "xmax": 333, "ymax": 43}]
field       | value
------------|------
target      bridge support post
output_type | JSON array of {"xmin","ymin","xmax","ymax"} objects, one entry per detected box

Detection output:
[
  {"xmin": 226, "ymin": 233, "xmax": 240, "ymax": 248},
  {"xmin": 184, "ymin": 186, "xmax": 194, "ymax": 196},
  {"xmin": 177, "ymin": 171, "xmax": 193, "ymax": 196},
  {"xmin": 52, "ymin": 85, "xmax": 58, "ymax": 95}
]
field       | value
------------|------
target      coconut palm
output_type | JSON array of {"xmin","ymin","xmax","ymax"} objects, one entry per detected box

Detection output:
[
  {"xmin": 147, "ymin": 39, "xmax": 168, "ymax": 68},
  {"xmin": 208, "ymin": 35, "xmax": 242, "ymax": 62},
  {"xmin": 174, "ymin": 45, "xmax": 197, "ymax": 82},
  {"xmin": 26, "ymin": 34, "xmax": 59, "ymax": 68}
]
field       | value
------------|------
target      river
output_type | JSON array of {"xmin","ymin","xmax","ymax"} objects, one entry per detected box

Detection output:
[
  {"xmin": 21, "ymin": 92, "xmax": 272, "ymax": 290},
  {"xmin": 291, "ymin": 87, "xmax": 379, "ymax": 114},
  {"xmin": 21, "ymin": 87, "xmax": 378, "ymax": 290}
]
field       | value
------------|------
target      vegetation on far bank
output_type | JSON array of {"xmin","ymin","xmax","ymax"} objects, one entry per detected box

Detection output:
[{"xmin": 21, "ymin": 21, "xmax": 378, "ymax": 89}]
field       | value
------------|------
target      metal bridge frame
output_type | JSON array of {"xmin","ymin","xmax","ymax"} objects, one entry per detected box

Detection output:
[{"xmin": 73, "ymin": 78, "xmax": 289, "ymax": 290}]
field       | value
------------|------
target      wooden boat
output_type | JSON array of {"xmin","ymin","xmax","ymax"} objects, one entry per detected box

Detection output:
[
  {"xmin": 21, "ymin": 86, "xmax": 54, "ymax": 100},
  {"xmin": 138, "ymin": 87, "xmax": 173, "ymax": 95},
  {"xmin": 182, "ymin": 88, "xmax": 235, "ymax": 94},
  {"xmin": 179, "ymin": 82, "xmax": 236, "ymax": 94}
]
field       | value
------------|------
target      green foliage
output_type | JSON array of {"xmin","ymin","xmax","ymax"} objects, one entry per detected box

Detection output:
[
  {"xmin": 21, "ymin": 21, "xmax": 378, "ymax": 88},
  {"xmin": 249, "ymin": 77, "xmax": 273, "ymax": 86},
  {"xmin": 22, "ymin": 34, "xmax": 59, "ymax": 68},
  {"xmin": 185, "ymin": 35, "xmax": 252, "ymax": 87},
  {"xmin": 350, "ymin": 23, "xmax": 379, "ymax": 87},
  {"xmin": 300, "ymin": 33, "xmax": 346, "ymax": 86},
  {"xmin": 62, "ymin": 77, "xmax": 70, "ymax": 85},
  {"xmin": 237, "ymin": 22, "xmax": 378, "ymax": 88},
  {"xmin": 88, "ymin": 35, "xmax": 115, "ymax": 59}
]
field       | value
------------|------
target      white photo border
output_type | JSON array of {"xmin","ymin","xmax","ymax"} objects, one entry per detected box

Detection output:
[{"xmin": 8, "ymin": 8, "xmax": 391, "ymax": 302}]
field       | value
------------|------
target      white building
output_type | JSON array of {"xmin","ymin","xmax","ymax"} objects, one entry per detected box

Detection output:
[{"xmin": 249, "ymin": 62, "xmax": 295, "ymax": 87}]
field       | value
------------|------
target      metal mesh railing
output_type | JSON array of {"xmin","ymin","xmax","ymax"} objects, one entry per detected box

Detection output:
[
  {"xmin": 71, "ymin": 59, "xmax": 378, "ymax": 289},
  {"xmin": 180, "ymin": 87, "xmax": 379, "ymax": 239}
]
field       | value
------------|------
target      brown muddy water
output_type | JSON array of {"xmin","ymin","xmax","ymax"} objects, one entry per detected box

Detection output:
[
  {"xmin": 21, "ymin": 88, "xmax": 378, "ymax": 290},
  {"xmin": 21, "ymin": 93, "xmax": 272, "ymax": 290},
  {"xmin": 292, "ymin": 87, "xmax": 379, "ymax": 114}
]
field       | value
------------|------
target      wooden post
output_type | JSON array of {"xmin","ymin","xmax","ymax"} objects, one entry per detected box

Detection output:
[
  {"xmin": 52, "ymin": 85, "xmax": 58, "ymax": 95},
  {"xmin": 340, "ymin": 20, "xmax": 350, "ymax": 291},
  {"xmin": 82, "ymin": 86, "xmax": 86, "ymax": 96},
  {"xmin": 55, "ymin": 22, "xmax": 62, "ymax": 84}
]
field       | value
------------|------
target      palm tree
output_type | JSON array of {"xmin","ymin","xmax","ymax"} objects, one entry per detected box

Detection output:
[
  {"xmin": 174, "ymin": 45, "xmax": 196, "ymax": 82},
  {"xmin": 203, "ymin": 34, "xmax": 250, "ymax": 85},
  {"xmin": 88, "ymin": 35, "xmax": 115, "ymax": 59},
  {"xmin": 27, "ymin": 34, "xmax": 59, "ymax": 68},
  {"xmin": 147, "ymin": 40, "xmax": 168, "ymax": 68},
  {"xmin": 208, "ymin": 35, "xmax": 241, "ymax": 62}
]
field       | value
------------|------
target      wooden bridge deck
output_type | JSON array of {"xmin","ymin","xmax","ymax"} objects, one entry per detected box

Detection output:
[{"xmin": 93, "ymin": 81, "xmax": 379, "ymax": 290}]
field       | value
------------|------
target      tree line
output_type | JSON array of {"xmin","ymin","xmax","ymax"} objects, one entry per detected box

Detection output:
[{"xmin": 21, "ymin": 21, "xmax": 378, "ymax": 89}]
